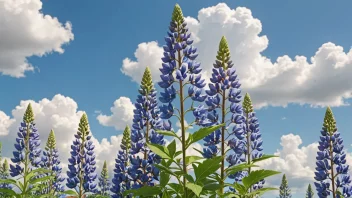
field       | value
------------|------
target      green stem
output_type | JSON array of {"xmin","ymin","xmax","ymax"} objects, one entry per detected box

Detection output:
[
  {"xmin": 220, "ymin": 89, "xmax": 226, "ymax": 194},
  {"xmin": 246, "ymin": 112, "xmax": 252, "ymax": 193},
  {"xmin": 329, "ymin": 133, "xmax": 336, "ymax": 198},
  {"xmin": 22, "ymin": 124, "xmax": 30, "ymax": 198},
  {"xmin": 79, "ymin": 133, "xmax": 85, "ymax": 198}
]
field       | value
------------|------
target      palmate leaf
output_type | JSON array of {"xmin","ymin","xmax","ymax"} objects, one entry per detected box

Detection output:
[
  {"xmin": 242, "ymin": 169, "xmax": 281, "ymax": 190},
  {"xmin": 194, "ymin": 156, "xmax": 222, "ymax": 181},
  {"xmin": 155, "ymin": 130, "xmax": 179, "ymax": 140},
  {"xmin": 25, "ymin": 168, "xmax": 52, "ymax": 182},
  {"xmin": 123, "ymin": 186, "xmax": 162, "ymax": 196}
]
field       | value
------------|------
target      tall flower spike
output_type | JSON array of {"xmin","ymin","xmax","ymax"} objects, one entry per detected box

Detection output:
[
  {"xmin": 10, "ymin": 103, "xmax": 42, "ymax": 177},
  {"xmin": 66, "ymin": 114, "xmax": 97, "ymax": 197},
  {"xmin": 159, "ymin": 5, "xmax": 207, "ymax": 195},
  {"xmin": 306, "ymin": 184, "xmax": 314, "ymax": 198},
  {"xmin": 0, "ymin": 152, "xmax": 12, "ymax": 197},
  {"xmin": 129, "ymin": 66, "xmax": 165, "ymax": 189},
  {"xmin": 98, "ymin": 161, "xmax": 110, "ymax": 196},
  {"xmin": 111, "ymin": 125, "xmax": 132, "ymax": 198},
  {"xmin": 202, "ymin": 36, "xmax": 244, "ymax": 194},
  {"xmin": 314, "ymin": 107, "xmax": 352, "ymax": 198},
  {"xmin": 279, "ymin": 174, "xmax": 292, "ymax": 198},
  {"xmin": 227, "ymin": 93, "xmax": 265, "ymax": 191},
  {"xmin": 41, "ymin": 130, "xmax": 64, "ymax": 194}
]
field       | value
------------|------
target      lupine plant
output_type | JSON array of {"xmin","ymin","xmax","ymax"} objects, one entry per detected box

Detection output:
[
  {"xmin": 126, "ymin": 4, "xmax": 279, "ymax": 198},
  {"xmin": 66, "ymin": 113, "xmax": 98, "ymax": 197},
  {"xmin": 111, "ymin": 125, "xmax": 131, "ymax": 197},
  {"xmin": 279, "ymin": 174, "xmax": 292, "ymax": 198},
  {"xmin": 0, "ymin": 142, "xmax": 12, "ymax": 198},
  {"xmin": 306, "ymin": 184, "xmax": 314, "ymax": 198},
  {"xmin": 128, "ymin": 67, "xmax": 165, "ymax": 189},
  {"xmin": 41, "ymin": 130, "xmax": 65, "ymax": 195},
  {"xmin": 98, "ymin": 161, "xmax": 110, "ymax": 196},
  {"xmin": 0, "ymin": 104, "xmax": 53, "ymax": 198},
  {"xmin": 314, "ymin": 107, "xmax": 352, "ymax": 198}
]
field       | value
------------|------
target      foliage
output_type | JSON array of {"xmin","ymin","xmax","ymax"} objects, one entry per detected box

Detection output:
[
  {"xmin": 98, "ymin": 161, "xmax": 110, "ymax": 196},
  {"xmin": 306, "ymin": 184, "xmax": 314, "ymax": 198}
]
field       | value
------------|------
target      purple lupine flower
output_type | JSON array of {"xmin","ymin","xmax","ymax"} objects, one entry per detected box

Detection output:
[
  {"xmin": 98, "ymin": 161, "xmax": 110, "ymax": 196},
  {"xmin": 66, "ymin": 114, "xmax": 97, "ymax": 196},
  {"xmin": 227, "ymin": 93, "xmax": 265, "ymax": 190},
  {"xmin": 111, "ymin": 126, "xmax": 131, "ymax": 198},
  {"xmin": 10, "ymin": 104, "xmax": 42, "ymax": 177},
  {"xmin": 314, "ymin": 107, "xmax": 352, "ymax": 198},
  {"xmin": 41, "ymin": 130, "xmax": 64, "ymax": 194},
  {"xmin": 129, "ymin": 67, "xmax": 165, "ymax": 189}
]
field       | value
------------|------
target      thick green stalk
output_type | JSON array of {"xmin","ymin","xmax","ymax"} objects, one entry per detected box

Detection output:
[{"xmin": 220, "ymin": 89, "xmax": 226, "ymax": 194}]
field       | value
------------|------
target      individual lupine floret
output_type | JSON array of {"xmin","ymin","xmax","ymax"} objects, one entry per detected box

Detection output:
[
  {"xmin": 227, "ymin": 93, "xmax": 265, "ymax": 191},
  {"xmin": 201, "ymin": 36, "xmax": 243, "ymax": 193},
  {"xmin": 158, "ymin": 6, "xmax": 208, "ymax": 194},
  {"xmin": 129, "ymin": 67, "xmax": 165, "ymax": 189},
  {"xmin": 10, "ymin": 104, "xmax": 42, "ymax": 177},
  {"xmin": 111, "ymin": 126, "xmax": 132, "ymax": 198},
  {"xmin": 66, "ymin": 113, "xmax": 97, "ymax": 197},
  {"xmin": 98, "ymin": 161, "xmax": 110, "ymax": 196},
  {"xmin": 41, "ymin": 130, "xmax": 64, "ymax": 194},
  {"xmin": 314, "ymin": 107, "xmax": 352, "ymax": 198}
]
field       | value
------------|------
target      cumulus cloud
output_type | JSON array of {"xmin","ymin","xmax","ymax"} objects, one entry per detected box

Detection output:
[
  {"xmin": 258, "ymin": 133, "xmax": 352, "ymax": 194},
  {"xmin": 120, "ymin": 3, "xmax": 352, "ymax": 108},
  {"xmin": 96, "ymin": 97, "xmax": 134, "ymax": 130},
  {"xmin": 0, "ymin": 94, "xmax": 124, "ymax": 182},
  {"xmin": 0, "ymin": 0, "xmax": 74, "ymax": 77}
]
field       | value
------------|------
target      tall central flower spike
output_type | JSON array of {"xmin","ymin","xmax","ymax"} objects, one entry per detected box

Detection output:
[
  {"xmin": 42, "ymin": 130, "xmax": 64, "ymax": 194},
  {"xmin": 202, "ymin": 36, "xmax": 243, "ymax": 192},
  {"xmin": 98, "ymin": 161, "xmax": 110, "ymax": 196},
  {"xmin": 227, "ymin": 93, "xmax": 264, "ymax": 191},
  {"xmin": 66, "ymin": 113, "xmax": 98, "ymax": 197},
  {"xmin": 10, "ymin": 104, "xmax": 42, "ymax": 177},
  {"xmin": 129, "ymin": 67, "xmax": 165, "ymax": 189},
  {"xmin": 111, "ymin": 125, "xmax": 132, "ymax": 198},
  {"xmin": 314, "ymin": 107, "xmax": 352, "ymax": 198},
  {"xmin": 158, "ymin": 4, "xmax": 207, "ymax": 193}
]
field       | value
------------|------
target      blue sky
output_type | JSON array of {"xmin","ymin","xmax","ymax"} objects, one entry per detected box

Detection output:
[{"xmin": 1, "ymin": 0, "xmax": 352, "ymax": 197}]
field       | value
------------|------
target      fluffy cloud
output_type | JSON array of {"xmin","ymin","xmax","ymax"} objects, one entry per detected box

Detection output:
[
  {"xmin": 96, "ymin": 97, "xmax": 134, "ymax": 130},
  {"xmin": 259, "ymin": 133, "xmax": 352, "ymax": 194},
  {"xmin": 121, "ymin": 3, "xmax": 352, "ymax": 108},
  {"xmin": 0, "ymin": 0, "xmax": 74, "ymax": 77},
  {"xmin": 0, "ymin": 94, "xmax": 125, "ymax": 181}
]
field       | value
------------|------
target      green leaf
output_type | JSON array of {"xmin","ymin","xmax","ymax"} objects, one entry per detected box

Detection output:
[
  {"xmin": 225, "ymin": 163, "xmax": 259, "ymax": 177},
  {"xmin": 25, "ymin": 168, "xmax": 52, "ymax": 181},
  {"xmin": 146, "ymin": 143, "xmax": 170, "ymax": 159},
  {"xmin": 174, "ymin": 151, "xmax": 183, "ymax": 157},
  {"xmin": 63, "ymin": 189, "xmax": 78, "ymax": 195},
  {"xmin": 191, "ymin": 123, "xmax": 225, "ymax": 144},
  {"xmin": 247, "ymin": 187, "xmax": 278, "ymax": 197},
  {"xmin": 194, "ymin": 156, "xmax": 222, "ymax": 181},
  {"xmin": 242, "ymin": 170, "xmax": 281, "ymax": 190},
  {"xmin": 153, "ymin": 164, "xmax": 179, "ymax": 179},
  {"xmin": 167, "ymin": 140, "xmax": 177, "ymax": 158},
  {"xmin": 160, "ymin": 171, "xmax": 170, "ymax": 187},
  {"xmin": 156, "ymin": 130, "xmax": 179, "ymax": 139},
  {"xmin": 123, "ymin": 186, "xmax": 162, "ymax": 196},
  {"xmin": 185, "ymin": 155, "xmax": 203, "ymax": 166},
  {"xmin": 0, "ymin": 188, "xmax": 18, "ymax": 196},
  {"xmin": 186, "ymin": 182, "xmax": 203, "ymax": 197},
  {"xmin": 29, "ymin": 175, "xmax": 53, "ymax": 184},
  {"xmin": 203, "ymin": 183, "xmax": 221, "ymax": 191},
  {"xmin": 183, "ymin": 174, "xmax": 195, "ymax": 183},
  {"xmin": 233, "ymin": 183, "xmax": 247, "ymax": 195},
  {"xmin": 162, "ymin": 190, "xmax": 170, "ymax": 198},
  {"xmin": 252, "ymin": 154, "xmax": 278, "ymax": 163}
]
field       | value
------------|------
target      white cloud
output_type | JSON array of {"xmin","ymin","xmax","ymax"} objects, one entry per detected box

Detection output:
[
  {"xmin": 259, "ymin": 133, "xmax": 352, "ymax": 195},
  {"xmin": 96, "ymin": 97, "xmax": 134, "ymax": 130},
  {"xmin": 0, "ymin": 94, "xmax": 124, "ymax": 185},
  {"xmin": 0, "ymin": 111, "xmax": 15, "ymax": 136},
  {"xmin": 0, "ymin": 0, "xmax": 74, "ymax": 77},
  {"xmin": 120, "ymin": 3, "xmax": 352, "ymax": 108}
]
